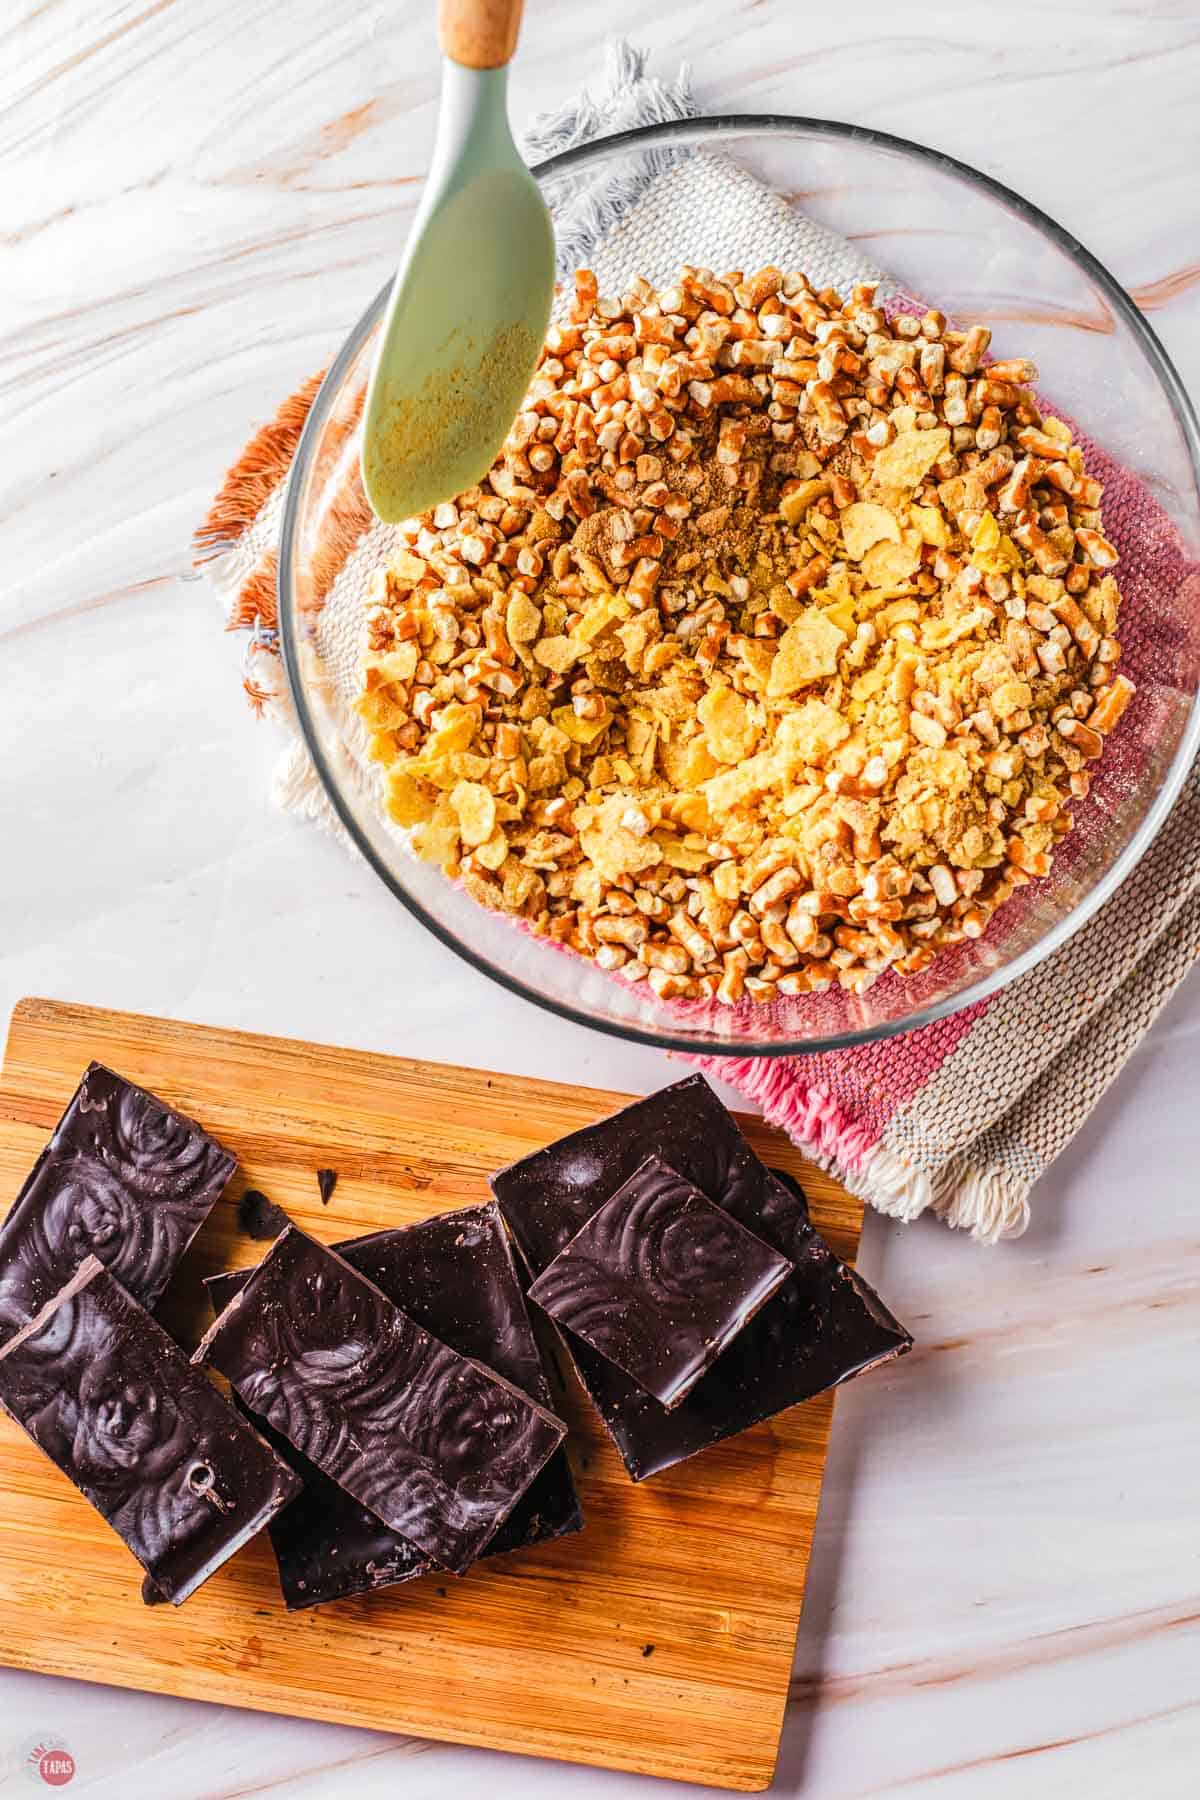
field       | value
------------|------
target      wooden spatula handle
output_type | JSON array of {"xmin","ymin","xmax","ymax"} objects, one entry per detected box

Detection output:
[{"xmin": 439, "ymin": 0, "xmax": 524, "ymax": 69}]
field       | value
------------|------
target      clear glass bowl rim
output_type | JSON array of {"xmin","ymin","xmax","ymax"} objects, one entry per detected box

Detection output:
[{"xmin": 278, "ymin": 113, "xmax": 1200, "ymax": 1059}]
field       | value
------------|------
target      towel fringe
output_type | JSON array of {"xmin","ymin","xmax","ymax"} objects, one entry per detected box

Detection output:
[
  {"xmin": 799, "ymin": 1140, "xmax": 1031, "ymax": 1243},
  {"xmin": 524, "ymin": 39, "xmax": 696, "ymax": 274},
  {"xmin": 270, "ymin": 738, "xmax": 354, "ymax": 849},
  {"xmin": 307, "ymin": 391, "xmax": 377, "ymax": 605},
  {"xmin": 930, "ymin": 1160, "xmax": 1032, "ymax": 1243},
  {"xmin": 241, "ymin": 630, "xmax": 289, "ymax": 719},
  {"xmin": 701, "ymin": 1057, "xmax": 878, "ymax": 1171},
  {"xmin": 845, "ymin": 1145, "xmax": 933, "ymax": 1225},
  {"xmin": 194, "ymin": 369, "xmax": 326, "ymax": 561},
  {"xmin": 846, "ymin": 1148, "xmax": 1030, "ymax": 1242},
  {"xmin": 227, "ymin": 554, "xmax": 279, "ymax": 635},
  {"xmin": 699, "ymin": 1053, "xmax": 1032, "ymax": 1242}
]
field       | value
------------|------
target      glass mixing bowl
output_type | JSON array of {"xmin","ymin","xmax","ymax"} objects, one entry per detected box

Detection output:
[{"xmin": 278, "ymin": 116, "xmax": 1200, "ymax": 1057}]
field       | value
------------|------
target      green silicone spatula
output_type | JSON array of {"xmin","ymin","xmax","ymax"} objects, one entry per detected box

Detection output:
[{"xmin": 361, "ymin": 0, "xmax": 555, "ymax": 524}]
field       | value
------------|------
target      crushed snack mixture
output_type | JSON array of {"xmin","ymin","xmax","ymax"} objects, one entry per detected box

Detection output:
[{"xmin": 356, "ymin": 266, "xmax": 1134, "ymax": 1004}]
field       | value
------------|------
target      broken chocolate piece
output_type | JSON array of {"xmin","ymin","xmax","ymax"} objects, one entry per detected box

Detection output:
[
  {"xmin": 198, "ymin": 1287, "xmax": 436, "ymax": 1607},
  {"xmin": 527, "ymin": 1155, "xmax": 793, "ymax": 1409},
  {"xmin": 316, "ymin": 1169, "xmax": 338, "ymax": 1205},
  {"xmin": 206, "ymin": 1202, "xmax": 581, "ymax": 1609},
  {"xmin": 0, "ymin": 1257, "xmax": 299, "ymax": 1604},
  {"xmin": 341, "ymin": 1208, "xmax": 581, "ymax": 1561},
  {"xmin": 238, "ymin": 1190, "xmax": 292, "ymax": 1242},
  {"xmin": 492, "ymin": 1075, "xmax": 912, "ymax": 1481},
  {"xmin": 0, "ymin": 1063, "xmax": 235, "ymax": 1338},
  {"xmin": 195, "ymin": 1226, "xmax": 567, "ymax": 1574}
]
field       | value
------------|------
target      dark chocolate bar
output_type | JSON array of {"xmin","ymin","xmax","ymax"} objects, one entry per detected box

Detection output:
[
  {"xmin": 342, "ymin": 1208, "xmax": 581, "ymax": 1560},
  {"xmin": 527, "ymin": 1155, "xmax": 793, "ymax": 1409},
  {"xmin": 492, "ymin": 1075, "xmax": 912, "ymax": 1480},
  {"xmin": 202, "ymin": 1282, "xmax": 434, "ymax": 1605},
  {"xmin": 0, "ymin": 1062, "xmax": 234, "ymax": 1338},
  {"xmin": 0, "ymin": 1257, "xmax": 299, "ymax": 1604},
  {"xmin": 206, "ymin": 1202, "xmax": 581, "ymax": 1609},
  {"xmin": 195, "ymin": 1226, "xmax": 567, "ymax": 1574}
]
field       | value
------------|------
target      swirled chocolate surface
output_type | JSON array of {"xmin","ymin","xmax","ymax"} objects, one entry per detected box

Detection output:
[
  {"xmin": 201, "ymin": 1280, "xmax": 435, "ymax": 1604},
  {"xmin": 528, "ymin": 1156, "xmax": 792, "ymax": 1409},
  {"xmin": 0, "ymin": 1257, "xmax": 299, "ymax": 1604},
  {"xmin": 207, "ymin": 1202, "xmax": 581, "ymax": 1610},
  {"xmin": 196, "ymin": 1226, "xmax": 566, "ymax": 1574},
  {"xmin": 0, "ymin": 1063, "xmax": 235, "ymax": 1338},
  {"xmin": 492, "ymin": 1074, "xmax": 913, "ymax": 1481},
  {"xmin": 341, "ymin": 1207, "xmax": 580, "ymax": 1561}
]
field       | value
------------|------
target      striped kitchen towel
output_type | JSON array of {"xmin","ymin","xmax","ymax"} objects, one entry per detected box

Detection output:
[{"xmin": 195, "ymin": 41, "xmax": 1200, "ymax": 1242}]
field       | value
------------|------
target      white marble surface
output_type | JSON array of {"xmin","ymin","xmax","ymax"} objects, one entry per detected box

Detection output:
[{"xmin": 3, "ymin": 1, "xmax": 1200, "ymax": 1794}]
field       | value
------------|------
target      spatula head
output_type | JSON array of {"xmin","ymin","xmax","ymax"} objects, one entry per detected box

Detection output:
[{"xmin": 362, "ymin": 155, "xmax": 554, "ymax": 525}]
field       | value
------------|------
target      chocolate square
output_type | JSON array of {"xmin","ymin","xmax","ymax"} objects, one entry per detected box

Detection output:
[
  {"xmin": 195, "ymin": 1226, "xmax": 567, "ymax": 1574},
  {"xmin": 527, "ymin": 1156, "xmax": 792, "ymax": 1409},
  {"xmin": 207, "ymin": 1202, "xmax": 582, "ymax": 1609},
  {"xmin": 0, "ymin": 1062, "xmax": 235, "ymax": 1338},
  {"xmin": 492, "ymin": 1075, "xmax": 912, "ymax": 1480},
  {"xmin": 0, "ymin": 1257, "xmax": 299, "ymax": 1604}
]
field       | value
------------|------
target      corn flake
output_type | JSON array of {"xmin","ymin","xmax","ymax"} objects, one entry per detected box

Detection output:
[
  {"xmin": 862, "ymin": 529, "xmax": 924, "ymax": 589},
  {"xmin": 425, "ymin": 705, "xmax": 478, "ymax": 759},
  {"xmin": 370, "ymin": 643, "xmax": 419, "ymax": 683},
  {"xmin": 971, "ymin": 511, "xmax": 1001, "ymax": 555},
  {"xmin": 659, "ymin": 732, "xmax": 721, "ymax": 789},
  {"xmin": 822, "ymin": 597, "xmax": 857, "ymax": 638},
  {"xmin": 576, "ymin": 592, "xmax": 631, "ymax": 643},
  {"xmin": 412, "ymin": 749, "xmax": 489, "ymax": 791},
  {"xmin": 702, "ymin": 747, "xmax": 785, "ymax": 815},
  {"xmin": 698, "ymin": 683, "xmax": 759, "ymax": 763},
  {"xmin": 767, "ymin": 609, "xmax": 847, "ymax": 697},
  {"xmin": 412, "ymin": 797, "xmax": 460, "ymax": 869},
  {"xmin": 385, "ymin": 767, "xmax": 436, "ymax": 827},
  {"xmin": 625, "ymin": 712, "xmax": 659, "ymax": 781},
  {"xmin": 450, "ymin": 780, "xmax": 496, "ymax": 847},
  {"xmin": 910, "ymin": 503, "xmax": 948, "ymax": 547},
  {"xmin": 552, "ymin": 704, "xmax": 611, "ymax": 745},
  {"xmin": 534, "ymin": 636, "xmax": 582, "ymax": 674},
  {"xmin": 873, "ymin": 427, "xmax": 950, "ymax": 491},
  {"xmin": 992, "ymin": 679, "xmax": 1033, "ymax": 718},
  {"xmin": 732, "ymin": 638, "xmax": 776, "ymax": 692},
  {"xmin": 578, "ymin": 796, "xmax": 664, "ymax": 882},
  {"xmin": 506, "ymin": 592, "xmax": 542, "ymax": 644},
  {"xmin": 824, "ymin": 565, "xmax": 854, "ymax": 604},
  {"xmin": 356, "ymin": 686, "xmax": 410, "ymax": 731},
  {"xmin": 475, "ymin": 830, "xmax": 509, "ymax": 870},
  {"xmin": 654, "ymin": 835, "xmax": 711, "ymax": 871},
  {"xmin": 367, "ymin": 730, "xmax": 402, "ymax": 765},
  {"xmin": 841, "ymin": 501, "xmax": 900, "ymax": 562},
  {"xmin": 776, "ymin": 699, "xmax": 852, "ymax": 764}
]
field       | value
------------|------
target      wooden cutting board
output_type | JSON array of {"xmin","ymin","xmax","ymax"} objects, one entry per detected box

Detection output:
[{"xmin": 0, "ymin": 997, "xmax": 866, "ymax": 1792}]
